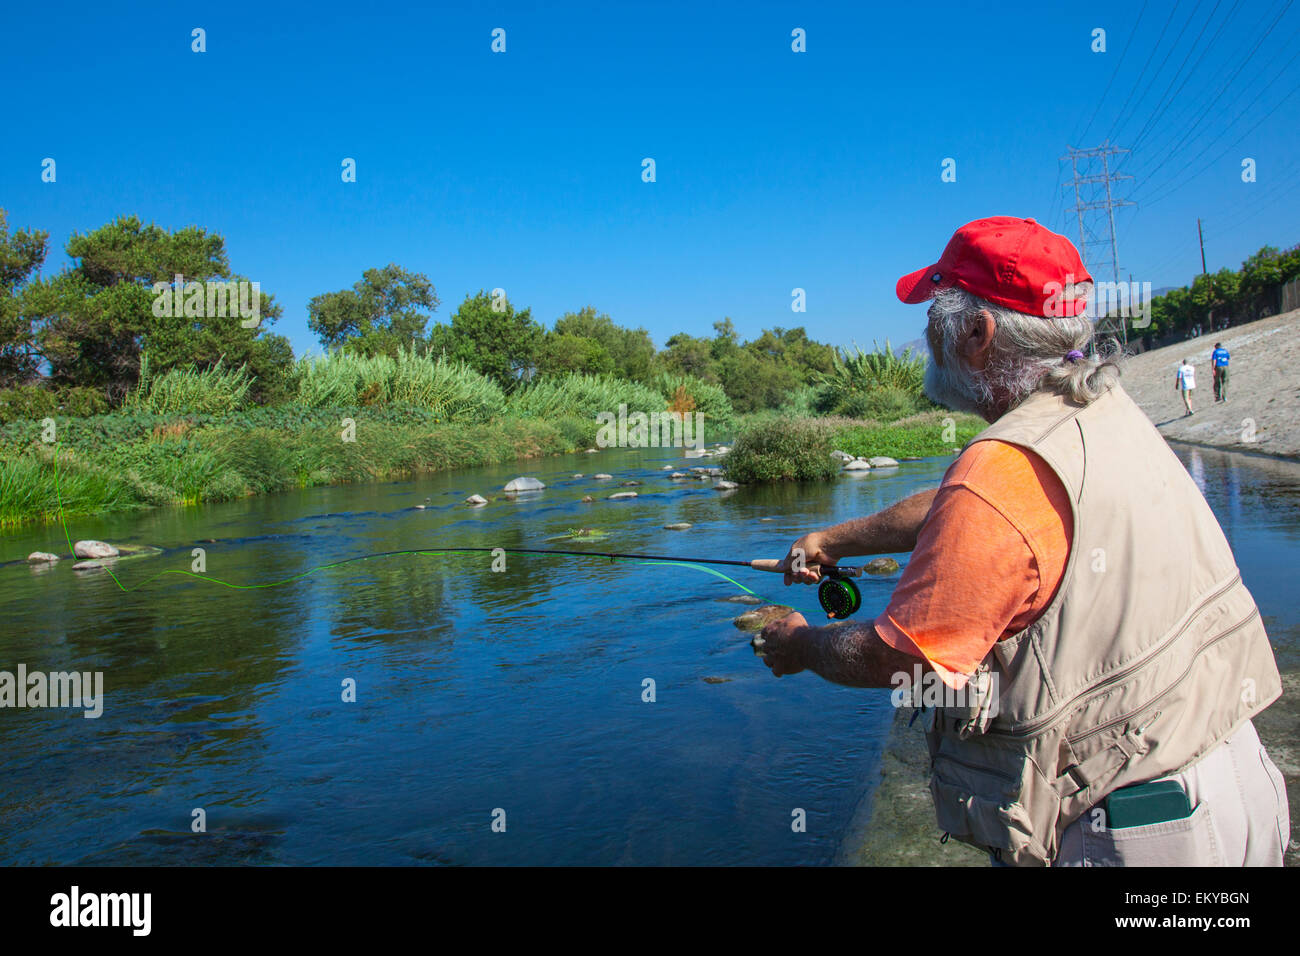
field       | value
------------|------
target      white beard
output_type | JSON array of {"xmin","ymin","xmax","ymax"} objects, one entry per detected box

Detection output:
[{"xmin": 923, "ymin": 347, "xmax": 987, "ymax": 416}]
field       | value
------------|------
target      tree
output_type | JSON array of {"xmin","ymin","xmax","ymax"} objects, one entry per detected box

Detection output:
[
  {"xmin": 534, "ymin": 331, "xmax": 615, "ymax": 377},
  {"xmin": 553, "ymin": 306, "xmax": 657, "ymax": 381},
  {"xmin": 22, "ymin": 215, "xmax": 290, "ymax": 402},
  {"xmin": 0, "ymin": 210, "xmax": 49, "ymax": 386},
  {"xmin": 660, "ymin": 332, "xmax": 715, "ymax": 380},
  {"xmin": 428, "ymin": 290, "xmax": 542, "ymax": 388},
  {"xmin": 308, "ymin": 264, "xmax": 438, "ymax": 356}
]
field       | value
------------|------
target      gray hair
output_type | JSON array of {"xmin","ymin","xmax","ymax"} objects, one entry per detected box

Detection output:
[{"xmin": 925, "ymin": 286, "xmax": 1121, "ymax": 411}]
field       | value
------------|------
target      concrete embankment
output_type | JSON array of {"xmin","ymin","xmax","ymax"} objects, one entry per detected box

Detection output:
[{"xmin": 1123, "ymin": 308, "xmax": 1300, "ymax": 460}]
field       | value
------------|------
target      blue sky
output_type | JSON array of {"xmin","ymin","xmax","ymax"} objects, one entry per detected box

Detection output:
[{"xmin": 4, "ymin": 0, "xmax": 1298, "ymax": 357}]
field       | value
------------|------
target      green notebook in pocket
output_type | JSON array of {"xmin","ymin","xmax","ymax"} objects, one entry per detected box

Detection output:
[{"xmin": 1105, "ymin": 779, "xmax": 1192, "ymax": 829}]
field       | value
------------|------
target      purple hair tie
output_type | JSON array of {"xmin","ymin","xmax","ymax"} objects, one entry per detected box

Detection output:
[{"xmin": 1065, "ymin": 349, "xmax": 1085, "ymax": 363}]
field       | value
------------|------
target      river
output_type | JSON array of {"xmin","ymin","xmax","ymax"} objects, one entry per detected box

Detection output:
[{"xmin": 1, "ymin": 442, "xmax": 1295, "ymax": 865}]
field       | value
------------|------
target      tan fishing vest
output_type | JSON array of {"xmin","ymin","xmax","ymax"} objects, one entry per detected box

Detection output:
[{"xmin": 925, "ymin": 383, "xmax": 1282, "ymax": 866}]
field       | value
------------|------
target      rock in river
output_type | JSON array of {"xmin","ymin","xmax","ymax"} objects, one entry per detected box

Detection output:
[
  {"xmin": 503, "ymin": 476, "xmax": 545, "ymax": 492},
  {"xmin": 867, "ymin": 456, "xmax": 900, "ymax": 468},
  {"xmin": 663, "ymin": 522, "xmax": 692, "ymax": 530},
  {"xmin": 843, "ymin": 459, "xmax": 871, "ymax": 471},
  {"xmin": 465, "ymin": 494, "xmax": 488, "ymax": 506},
  {"xmin": 608, "ymin": 491, "xmax": 638, "ymax": 500},
  {"xmin": 714, "ymin": 480, "xmax": 738, "ymax": 490},
  {"xmin": 594, "ymin": 473, "xmax": 613, "ymax": 480},
  {"xmin": 73, "ymin": 540, "xmax": 119, "ymax": 559},
  {"xmin": 864, "ymin": 557, "xmax": 900, "ymax": 575},
  {"xmin": 27, "ymin": 552, "xmax": 59, "ymax": 563},
  {"xmin": 733, "ymin": 604, "xmax": 796, "ymax": 632}
]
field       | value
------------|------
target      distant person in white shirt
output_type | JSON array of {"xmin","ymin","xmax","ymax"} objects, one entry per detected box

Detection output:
[{"xmin": 1175, "ymin": 358, "xmax": 1196, "ymax": 415}]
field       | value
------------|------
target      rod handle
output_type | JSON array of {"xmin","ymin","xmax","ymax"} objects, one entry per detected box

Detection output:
[{"xmin": 749, "ymin": 558, "xmax": 861, "ymax": 578}]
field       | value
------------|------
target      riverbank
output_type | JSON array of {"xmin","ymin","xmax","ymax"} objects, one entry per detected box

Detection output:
[
  {"xmin": 0, "ymin": 405, "xmax": 982, "ymax": 526},
  {"xmin": 842, "ymin": 443, "xmax": 1300, "ymax": 867},
  {"xmin": 0, "ymin": 409, "xmax": 602, "ymax": 526},
  {"xmin": 1124, "ymin": 307, "xmax": 1300, "ymax": 460}
]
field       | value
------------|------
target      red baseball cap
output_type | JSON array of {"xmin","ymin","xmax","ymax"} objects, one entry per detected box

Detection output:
[{"xmin": 895, "ymin": 216, "xmax": 1092, "ymax": 318}]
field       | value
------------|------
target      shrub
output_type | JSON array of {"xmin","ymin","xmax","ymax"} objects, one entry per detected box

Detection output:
[
  {"xmin": 509, "ymin": 373, "xmax": 665, "ymax": 420},
  {"xmin": 723, "ymin": 418, "xmax": 840, "ymax": 482},
  {"xmin": 651, "ymin": 372, "xmax": 734, "ymax": 429},
  {"xmin": 124, "ymin": 354, "xmax": 254, "ymax": 415},
  {"xmin": 293, "ymin": 349, "xmax": 506, "ymax": 420},
  {"xmin": 839, "ymin": 385, "xmax": 932, "ymax": 422},
  {"xmin": 815, "ymin": 340, "xmax": 928, "ymax": 415},
  {"xmin": 0, "ymin": 384, "xmax": 109, "ymax": 422}
]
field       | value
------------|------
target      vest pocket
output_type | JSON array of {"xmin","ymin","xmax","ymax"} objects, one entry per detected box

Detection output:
[
  {"xmin": 930, "ymin": 752, "xmax": 1053, "ymax": 864},
  {"xmin": 1077, "ymin": 803, "xmax": 1221, "ymax": 866}
]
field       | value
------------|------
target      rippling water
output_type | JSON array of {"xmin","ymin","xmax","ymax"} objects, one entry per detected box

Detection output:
[{"xmin": 1, "ymin": 442, "xmax": 1295, "ymax": 865}]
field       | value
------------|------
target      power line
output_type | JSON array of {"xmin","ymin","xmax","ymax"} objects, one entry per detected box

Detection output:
[
  {"xmin": 1124, "ymin": 0, "xmax": 1234, "ymax": 160},
  {"xmin": 1127, "ymin": 0, "xmax": 1296, "ymax": 192},
  {"xmin": 1136, "ymin": 57, "xmax": 1300, "ymax": 208},
  {"xmin": 1122, "ymin": 0, "xmax": 1290, "ymax": 180},
  {"xmin": 1103, "ymin": 0, "xmax": 1193, "ymax": 146},
  {"xmin": 1073, "ymin": 0, "xmax": 1152, "ymax": 147}
]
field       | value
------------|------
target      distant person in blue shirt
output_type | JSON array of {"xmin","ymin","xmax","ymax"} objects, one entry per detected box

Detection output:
[{"xmin": 1212, "ymin": 342, "xmax": 1230, "ymax": 403}]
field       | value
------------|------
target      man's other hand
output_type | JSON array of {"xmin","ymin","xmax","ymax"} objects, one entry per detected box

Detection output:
[{"xmin": 752, "ymin": 611, "xmax": 811, "ymax": 677}]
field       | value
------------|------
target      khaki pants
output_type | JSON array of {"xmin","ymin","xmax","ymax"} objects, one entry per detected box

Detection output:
[{"xmin": 1052, "ymin": 719, "xmax": 1289, "ymax": 866}]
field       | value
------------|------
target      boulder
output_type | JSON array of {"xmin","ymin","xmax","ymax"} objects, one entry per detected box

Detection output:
[
  {"xmin": 465, "ymin": 494, "xmax": 488, "ymax": 506},
  {"xmin": 73, "ymin": 560, "xmax": 113, "ymax": 571},
  {"xmin": 584, "ymin": 448, "xmax": 598, "ymax": 454},
  {"xmin": 594, "ymin": 473, "xmax": 613, "ymax": 480},
  {"xmin": 580, "ymin": 495, "xmax": 595, "ymax": 503},
  {"xmin": 27, "ymin": 552, "xmax": 59, "ymax": 563},
  {"xmin": 864, "ymin": 557, "xmax": 901, "ymax": 575},
  {"xmin": 572, "ymin": 473, "xmax": 584, "ymax": 478},
  {"xmin": 670, "ymin": 472, "xmax": 690, "ymax": 479},
  {"xmin": 663, "ymin": 522, "xmax": 692, "ymax": 530},
  {"xmin": 842, "ymin": 459, "xmax": 871, "ymax": 471},
  {"xmin": 619, "ymin": 480, "xmax": 642, "ymax": 487},
  {"xmin": 831, "ymin": 449, "xmax": 855, "ymax": 462},
  {"xmin": 503, "ymin": 477, "xmax": 545, "ymax": 492},
  {"xmin": 714, "ymin": 480, "xmax": 739, "ymax": 490},
  {"xmin": 733, "ymin": 604, "xmax": 796, "ymax": 632},
  {"xmin": 73, "ymin": 540, "xmax": 119, "ymax": 560},
  {"xmin": 722, "ymin": 593, "xmax": 763, "ymax": 604},
  {"xmin": 867, "ymin": 456, "xmax": 900, "ymax": 468},
  {"xmin": 661, "ymin": 465, "xmax": 674, "ymax": 470},
  {"xmin": 608, "ymin": 491, "xmax": 638, "ymax": 500}
]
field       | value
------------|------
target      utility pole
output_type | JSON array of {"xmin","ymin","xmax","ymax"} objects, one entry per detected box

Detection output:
[
  {"xmin": 1198, "ymin": 218, "xmax": 1213, "ymax": 333},
  {"xmin": 1062, "ymin": 141, "xmax": 1135, "ymax": 346}
]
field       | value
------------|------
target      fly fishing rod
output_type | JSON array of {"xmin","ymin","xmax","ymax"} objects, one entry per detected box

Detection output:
[{"xmin": 410, "ymin": 547, "xmax": 866, "ymax": 619}]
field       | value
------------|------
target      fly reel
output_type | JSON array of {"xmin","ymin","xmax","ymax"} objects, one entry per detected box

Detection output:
[{"xmin": 817, "ymin": 571, "xmax": 862, "ymax": 619}]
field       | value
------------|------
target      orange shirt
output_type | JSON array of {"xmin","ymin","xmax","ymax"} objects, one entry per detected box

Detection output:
[{"xmin": 874, "ymin": 440, "xmax": 1073, "ymax": 688}]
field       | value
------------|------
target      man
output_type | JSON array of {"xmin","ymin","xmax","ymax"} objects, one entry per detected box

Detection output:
[
  {"xmin": 1175, "ymin": 357, "xmax": 1196, "ymax": 415},
  {"xmin": 1212, "ymin": 341, "xmax": 1231, "ymax": 403},
  {"xmin": 753, "ymin": 216, "xmax": 1288, "ymax": 867}
]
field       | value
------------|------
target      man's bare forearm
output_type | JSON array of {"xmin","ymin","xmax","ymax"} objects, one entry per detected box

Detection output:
[
  {"xmin": 820, "ymin": 487, "xmax": 938, "ymax": 557},
  {"xmin": 799, "ymin": 622, "xmax": 929, "ymax": 688}
]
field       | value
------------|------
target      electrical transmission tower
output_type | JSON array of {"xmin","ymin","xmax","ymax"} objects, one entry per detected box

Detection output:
[{"xmin": 1062, "ymin": 142, "xmax": 1134, "ymax": 344}]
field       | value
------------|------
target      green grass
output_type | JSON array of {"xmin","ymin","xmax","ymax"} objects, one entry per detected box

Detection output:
[
  {"xmin": 0, "ymin": 408, "xmax": 602, "ymax": 526},
  {"xmin": 0, "ymin": 450, "xmax": 136, "ymax": 527},
  {"xmin": 830, "ymin": 409, "xmax": 985, "ymax": 459}
]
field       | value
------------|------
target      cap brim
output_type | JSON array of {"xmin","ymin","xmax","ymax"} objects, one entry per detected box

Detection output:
[{"xmin": 896, "ymin": 263, "xmax": 945, "ymax": 304}]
